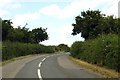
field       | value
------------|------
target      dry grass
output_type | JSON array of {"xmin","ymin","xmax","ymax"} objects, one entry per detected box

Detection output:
[{"xmin": 69, "ymin": 56, "xmax": 120, "ymax": 78}]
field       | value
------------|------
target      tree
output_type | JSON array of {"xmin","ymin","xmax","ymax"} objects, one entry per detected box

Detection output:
[
  {"xmin": 2, "ymin": 19, "xmax": 49, "ymax": 43},
  {"xmin": 32, "ymin": 27, "xmax": 48, "ymax": 44},
  {"xmin": 72, "ymin": 10, "xmax": 118, "ymax": 40},
  {"xmin": 7, "ymin": 27, "xmax": 24, "ymax": 42},
  {"xmin": 58, "ymin": 44, "xmax": 70, "ymax": 52},
  {"xmin": 72, "ymin": 10, "xmax": 104, "ymax": 40},
  {"xmin": 2, "ymin": 19, "xmax": 13, "ymax": 41},
  {"xmin": 20, "ymin": 27, "xmax": 32, "ymax": 43}
]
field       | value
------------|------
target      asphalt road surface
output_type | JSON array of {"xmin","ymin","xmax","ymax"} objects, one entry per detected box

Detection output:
[{"xmin": 2, "ymin": 52, "xmax": 101, "ymax": 80}]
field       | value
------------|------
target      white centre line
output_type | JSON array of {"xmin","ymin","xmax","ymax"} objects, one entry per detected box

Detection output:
[
  {"xmin": 42, "ymin": 58, "xmax": 46, "ymax": 62},
  {"xmin": 39, "ymin": 62, "xmax": 42, "ymax": 67},
  {"xmin": 38, "ymin": 56, "xmax": 49, "ymax": 80},
  {"xmin": 37, "ymin": 69, "xmax": 42, "ymax": 80}
]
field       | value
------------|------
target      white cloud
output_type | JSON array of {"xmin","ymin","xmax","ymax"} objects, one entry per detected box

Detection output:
[
  {"xmin": 41, "ymin": 23, "xmax": 84, "ymax": 46},
  {"xmin": 11, "ymin": 3, "xmax": 22, "ymax": 8},
  {"xmin": 0, "ymin": 0, "xmax": 21, "ymax": 17},
  {"xmin": 12, "ymin": 12, "xmax": 40, "ymax": 28},
  {"xmin": 40, "ymin": 4, "xmax": 60, "ymax": 16},
  {"xmin": 0, "ymin": 0, "xmax": 14, "ymax": 7},
  {"xmin": 0, "ymin": 0, "xmax": 22, "ymax": 9},
  {"xmin": 39, "ymin": 0, "xmax": 119, "ymax": 19},
  {"xmin": 0, "ymin": 9, "xmax": 8, "ymax": 17},
  {"xmin": 102, "ymin": 0, "xmax": 119, "ymax": 17},
  {"xmin": 56, "ymin": 24, "xmax": 84, "ymax": 46}
]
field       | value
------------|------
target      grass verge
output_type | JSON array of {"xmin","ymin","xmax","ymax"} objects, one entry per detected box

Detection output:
[{"xmin": 69, "ymin": 56, "xmax": 119, "ymax": 78}]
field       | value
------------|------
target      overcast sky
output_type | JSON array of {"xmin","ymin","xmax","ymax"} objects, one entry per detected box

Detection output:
[{"xmin": 0, "ymin": 0, "xmax": 119, "ymax": 46}]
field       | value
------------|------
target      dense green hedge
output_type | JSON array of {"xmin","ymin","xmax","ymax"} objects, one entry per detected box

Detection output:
[
  {"xmin": 70, "ymin": 34, "xmax": 119, "ymax": 72},
  {"xmin": 2, "ymin": 41, "xmax": 55, "ymax": 61}
]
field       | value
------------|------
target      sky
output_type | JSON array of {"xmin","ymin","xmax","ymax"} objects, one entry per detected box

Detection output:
[{"xmin": 0, "ymin": 0, "xmax": 119, "ymax": 47}]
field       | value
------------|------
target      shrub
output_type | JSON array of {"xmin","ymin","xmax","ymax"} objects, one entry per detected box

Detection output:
[{"xmin": 70, "ymin": 41, "xmax": 83, "ymax": 58}]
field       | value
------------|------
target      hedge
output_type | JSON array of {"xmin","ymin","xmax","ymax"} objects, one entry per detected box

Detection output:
[
  {"xmin": 70, "ymin": 34, "xmax": 119, "ymax": 72},
  {"xmin": 2, "ymin": 41, "xmax": 55, "ymax": 61}
]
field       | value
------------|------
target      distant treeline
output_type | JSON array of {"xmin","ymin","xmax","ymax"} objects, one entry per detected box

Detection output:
[{"xmin": 70, "ymin": 10, "xmax": 119, "ymax": 72}]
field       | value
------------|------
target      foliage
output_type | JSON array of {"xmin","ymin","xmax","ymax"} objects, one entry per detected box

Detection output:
[
  {"xmin": 2, "ymin": 41, "xmax": 55, "ymax": 61},
  {"xmin": 72, "ymin": 10, "xmax": 119, "ymax": 40},
  {"xmin": 2, "ymin": 20, "xmax": 48, "ymax": 43},
  {"xmin": 7, "ymin": 28, "xmax": 24, "ymax": 42},
  {"xmin": 70, "ymin": 34, "xmax": 119, "ymax": 72},
  {"xmin": 32, "ymin": 27, "xmax": 48, "ymax": 44},
  {"xmin": 2, "ymin": 20, "xmax": 13, "ymax": 41},
  {"xmin": 70, "ymin": 41, "xmax": 83, "ymax": 58},
  {"xmin": 2, "ymin": 19, "xmax": 53, "ymax": 61},
  {"xmin": 47, "ymin": 45, "xmax": 60, "ymax": 52},
  {"xmin": 57, "ymin": 44, "xmax": 70, "ymax": 52}
]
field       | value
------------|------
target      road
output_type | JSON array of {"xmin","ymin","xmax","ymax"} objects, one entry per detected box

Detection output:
[{"xmin": 2, "ymin": 52, "xmax": 101, "ymax": 79}]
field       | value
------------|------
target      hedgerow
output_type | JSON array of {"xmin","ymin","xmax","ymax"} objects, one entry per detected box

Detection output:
[
  {"xmin": 2, "ymin": 41, "xmax": 55, "ymax": 61},
  {"xmin": 70, "ymin": 34, "xmax": 119, "ymax": 72}
]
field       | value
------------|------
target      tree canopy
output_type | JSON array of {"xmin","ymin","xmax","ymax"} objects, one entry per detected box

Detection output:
[
  {"xmin": 2, "ymin": 20, "xmax": 13, "ymax": 41},
  {"xmin": 72, "ymin": 10, "xmax": 119, "ymax": 40},
  {"xmin": 2, "ymin": 19, "xmax": 48, "ymax": 44},
  {"xmin": 32, "ymin": 27, "xmax": 48, "ymax": 44}
]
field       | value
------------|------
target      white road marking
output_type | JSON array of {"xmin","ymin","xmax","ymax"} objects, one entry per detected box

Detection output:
[
  {"xmin": 39, "ymin": 62, "xmax": 42, "ymax": 67},
  {"xmin": 38, "ymin": 56, "xmax": 49, "ymax": 80},
  {"xmin": 37, "ymin": 69, "xmax": 42, "ymax": 80},
  {"xmin": 37, "ymin": 54, "xmax": 66, "ymax": 79},
  {"xmin": 42, "ymin": 58, "xmax": 46, "ymax": 62}
]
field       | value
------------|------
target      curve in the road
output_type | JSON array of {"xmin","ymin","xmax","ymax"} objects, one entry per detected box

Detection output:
[
  {"xmin": 2, "ymin": 53, "xmax": 101, "ymax": 79},
  {"xmin": 39, "ymin": 53, "xmax": 101, "ymax": 79}
]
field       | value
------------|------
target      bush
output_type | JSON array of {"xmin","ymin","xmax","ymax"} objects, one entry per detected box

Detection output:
[
  {"xmin": 70, "ymin": 41, "xmax": 83, "ymax": 58},
  {"xmin": 70, "ymin": 34, "xmax": 119, "ymax": 72},
  {"xmin": 2, "ymin": 41, "xmax": 55, "ymax": 61}
]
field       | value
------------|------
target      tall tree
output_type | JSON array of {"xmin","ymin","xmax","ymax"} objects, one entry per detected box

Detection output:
[
  {"xmin": 72, "ymin": 10, "xmax": 104, "ymax": 40},
  {"xmin": 72, "ymin": 10, "xmax": 118, "ymax": 40}
]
